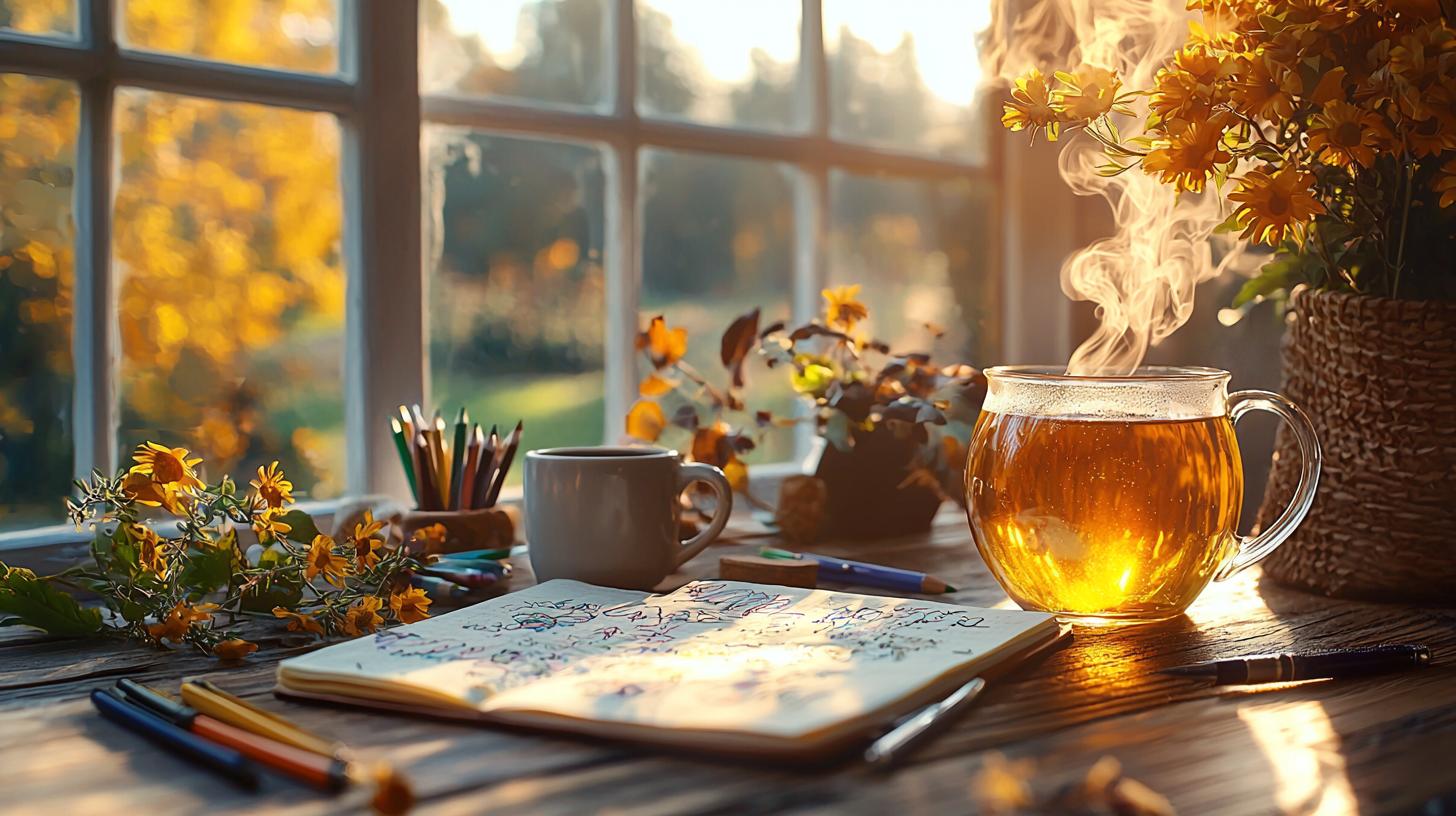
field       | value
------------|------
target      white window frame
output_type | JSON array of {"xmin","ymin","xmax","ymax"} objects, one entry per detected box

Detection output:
[{"xmin": 1, "ymin": 0, "xmax": 1059, "ymax": 552}]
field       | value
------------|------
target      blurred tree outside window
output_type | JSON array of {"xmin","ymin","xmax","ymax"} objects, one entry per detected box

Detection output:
[{"xmin": 2, "ymin": 0, "xmax": 996, "ymax": 534}]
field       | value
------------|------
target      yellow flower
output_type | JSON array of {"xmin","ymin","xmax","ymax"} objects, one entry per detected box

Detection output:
[
  {"xmin": 250, "ymin": 461, "xmax": 294, "ymax": 508},
  {"xmin": 1406, "ymin": 109, "xmax": 1456, "ymax": 158},
  {"xmin": 130, "ymin": 524, "xmax": 169, "ymax": 579},
  {"xmin": 1150, "ymin": 46, "xmax": 1232, "ymax": 129},
  {"xmin": 411, "ymin": 522, "xmax": 448, "ymax": 551},
  {"xmin": 272, "ymin": 606, "xmax": 325, "ymax": 636},
  {"xmin": 1231, "ymin": 53, "xmax": 1301, "ymax": 121},
  {"xmin": 147, "ymin": 601, "xmax": 216, "ymax": 643},
  {"xmin": 1307, "ymin": 101, "xmax": 1392, "ymax": 170},
  {"xmin": 1142, "ymin": 120, "xmax": 1231, "ymax": 193},
  {"xmin": 121, "ymin": 468, "xmax": 193, "ymax": 516},
  {"xmin": 1436, "ymin": 158, "xmax": 1456, "ymax": 208},
  {"xmin": 390, "ymin": 587, "xmax": 433, "ymax": 624},
  {"xmin": 1229, "ymin": 165, "xmax": 1327, "ymax": 246},
  {"xmin": 1001, "ymin": 68, "xmax": 1063, "ymax": 141},
  {"xmin": 341, "ymin": 596, "xmax": 384, "ymax": 636},
  {"xmin": 305, "ymin": 534, "xmax": 349, "ymax": 587},
  {"xmin": 213, "ymin": 639, "xmax": 258, "ymax": 661},
  {"xmin": 822, "ymin": 284, "xmax": 869, "ymax": 332},
  {"xmin": 351, "ymin": 510, "xmax": 386, "ymax": 570},
  {"xmin": 129, "ymin": 442, "xmax": 205, "ymax": 492},
  {"xmin": 1058, "ymin": 66, "xmax": 1121, "ymax": 122},
  {"xmin": 635, "ymin": 316, "xmax": 687, "ymax": 369},
  {"xmin": 252, "ymin": 506, "xmax": 293, "ymax": 543}
]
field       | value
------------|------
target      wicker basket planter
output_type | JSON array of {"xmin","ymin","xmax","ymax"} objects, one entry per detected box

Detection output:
[{"xmin": 1256, "ymin": 288, "xmax": 1456, "ymax": 603}]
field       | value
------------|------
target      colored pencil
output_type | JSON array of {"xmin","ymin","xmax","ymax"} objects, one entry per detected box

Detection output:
[
  {"xmin": 428, "ymin": 414, "xmax": 448, "ymax": 509},
  {"xmin": 472, "ymin": 425, "xmax": 498, "ymax": 510},
  {"xmin": 118, "ymin": 679, "xmax": 347, "ymax": 793},
  {"xmin": 91, "ymin": 688, "xmax": 260, "ymax": 790},
  {"xmin": 760, "ymin": 548, "xmax": 956, "ymax": 594},
  {"xmin": 415, "ymin": 431, "xmax": 439, "ymax": 511},
  {"xmin": 458, "ymin": 424, "xmax": 482, "ymax": 510},
  {"xmin": 180, "ymin": 679, "xmax": 345, "ymax": 759},
  {"xmin": 390, "ymin": 418, "xmax": 419, "ymax": 503},
  {"xmin": 448, "ymin": 407, "xmax": 468, "ymax": 510},
  {"xmin": 483, "ymin": 421, "xmax": 522, "ymax": 508}
]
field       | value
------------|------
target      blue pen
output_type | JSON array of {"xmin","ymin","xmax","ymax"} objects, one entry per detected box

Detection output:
[
  {"xmin": 759, "ymin": 548, "xmax": 956, "ymax": 594},
  {"xmin": 91, "ymin": 688, "xmax": 260, "ymax": 790},
  {"xmin": 411, "ymin": 574, "xmax": 473, "ymax": 601},
  {"xmin": 431, "ymin": 558, "xmax": 511, "ymax": 577}
]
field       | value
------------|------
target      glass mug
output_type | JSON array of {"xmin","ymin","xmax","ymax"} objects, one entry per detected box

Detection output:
[{"xmin": 965, "ymin": 366, "xmax": 1321, "ymax": 624}]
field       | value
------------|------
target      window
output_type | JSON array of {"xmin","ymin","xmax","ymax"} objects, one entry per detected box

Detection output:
[{"xmin": 1, "ymin": 0, "xmax": 1000, "ymax": 537}]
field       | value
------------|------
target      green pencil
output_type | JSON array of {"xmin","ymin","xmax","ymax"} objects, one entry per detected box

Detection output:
[
  {"xmin": 390, "ymin": 417, "xmax": 419, "ymax": 502},
  {"xmin": 448, "ymin": 407, "xmax": 469, "ymax": 510}
]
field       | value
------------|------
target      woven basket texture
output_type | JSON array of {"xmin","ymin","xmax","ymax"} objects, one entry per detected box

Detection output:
[{"xmin": 1257, "ymin": 288, "xmax": 1456, "ymax": 603}]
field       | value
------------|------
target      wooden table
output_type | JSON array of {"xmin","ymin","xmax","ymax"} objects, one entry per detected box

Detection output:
[{"xmin": 5, "ymin": 512, "xmax": 1455, "ymax": 815}]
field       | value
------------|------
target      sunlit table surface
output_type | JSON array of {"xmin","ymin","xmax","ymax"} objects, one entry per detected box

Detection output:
[{"xmin": 4, "ymin": 510, "xmax": 1454, "ymax": 815}]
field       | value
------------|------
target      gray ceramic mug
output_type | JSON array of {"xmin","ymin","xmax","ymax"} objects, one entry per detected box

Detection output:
[{"xmin": 523, "ymin": 447, "xmax": 733, "ymax": 590}]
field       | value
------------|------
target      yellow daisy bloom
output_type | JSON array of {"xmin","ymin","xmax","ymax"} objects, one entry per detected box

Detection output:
[
  {"xmin": 250, "ymin": 461, "xmax": 294, "ymax": 509},
  {"xmin": 1150, "ymin": 46, "xmax": 1231, "ymax": 128},
  {"xmin": 1405, "ymin": 109, "xmax": 1456, "ymax": 158},
  {"xmin": 129, "ymin": 442, "xmax": 205, "ymax": 492},
  {"xmin": 272, "ymin": 606, "xmax": 325, "ymax": 636},
  {"xmin": 305, "ymin": 534, "xmax": 350, "ymax": 587},
  {"xmin": 1436, "ymin": 158, "xmax": 1456, "ymax": 208},
  {"xmin": 341, "ymin": 596, "xmax": 385, "ymax": 636},
  {"xmin": 1229, "ymin": 165, "xmax": 1327, "ymax": 246},
  {"xmin": 1231, "ymin": 53, "xmax": 1301, "ymax": 121},
  {"xmin": 822, "ymin": 284, "xmax": 869, "ymax": 332},
  {"xmin": 1307, "ymin": 101, "xmax": 1391, "ymax": 170},
  {"xmin": 146, "ymin": 601, "xmax": 217, "ymax": 643},
  {"xmin": 1058, "ymin": 66, "xmax": 1121, "ymax": 122},
  {"xmin": 1142, "ymin": 120, "xmax": 1231, "ymax": 193},
  {"xmin": 130, "ymin": 524, "xmax": 169, "ymax": 579},
  {"xmin": 251, "ymin": 506, "xmax": 293, "ymax": 543},
  {"xmin": 390, "ymin": 586, "xmax": 433, "ymax": 624},
  {"xmin": 1001, "ymin": 68, "xmax": 1063, "ymax": 141}
]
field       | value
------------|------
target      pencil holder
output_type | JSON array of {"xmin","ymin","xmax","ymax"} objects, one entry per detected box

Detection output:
[{"xmin": 398, "ymin": 507, "xmax": 518, "ymax": 557}]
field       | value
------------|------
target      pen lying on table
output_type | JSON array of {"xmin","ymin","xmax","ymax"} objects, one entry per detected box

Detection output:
[{"xmin": 1164, "ymin": 644, "xmax": 1432, "ymax": 685}]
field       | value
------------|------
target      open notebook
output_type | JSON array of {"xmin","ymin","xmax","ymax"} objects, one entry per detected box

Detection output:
[{"xmin": 276, "ymin": 579, "xmax": 1064, "ymax": 759}]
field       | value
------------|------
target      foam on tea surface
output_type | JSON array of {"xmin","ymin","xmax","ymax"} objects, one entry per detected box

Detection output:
[{"xmin": 982, "ymin": 367, "xmax": 1227, "ymax": 420}]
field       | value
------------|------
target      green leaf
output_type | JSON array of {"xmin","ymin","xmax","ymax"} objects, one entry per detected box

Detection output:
[
  {"xmin": 180, "ymin": 543, "xmax": 235, "ymax": 598},
  {"xmin": 1232, "ymin": 262, "xmax": 1296, "ymax": 308},
  {"xmin": 276, "ymin": 509, "xmax": 321, "ymax": 543},
  {"xmin": 1212, "ymin": 211, "xmax": 1242, "ymax": 235},
  {"xmin": 0, "ymin": 564, "xmax": 104, "ymax": 638},
  {"xmin": 239, "ymin": 574, "xmax": 303, "ymax": 613}
]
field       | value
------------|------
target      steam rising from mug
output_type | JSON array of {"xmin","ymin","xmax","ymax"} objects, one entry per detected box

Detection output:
[{"xmin": 979, "ymin": 0, "xmax": 1250, "ymax": 375}]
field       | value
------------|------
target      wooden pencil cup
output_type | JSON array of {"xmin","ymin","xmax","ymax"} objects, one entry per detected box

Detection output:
[{"xmin": 399, "ymin": 507, "xmax": 517, "ymax": 557}]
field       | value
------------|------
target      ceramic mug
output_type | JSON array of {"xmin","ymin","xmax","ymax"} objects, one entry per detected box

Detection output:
[{"xmin": 524, "ymin": 447, "xmax": 733, "ymax": 590}]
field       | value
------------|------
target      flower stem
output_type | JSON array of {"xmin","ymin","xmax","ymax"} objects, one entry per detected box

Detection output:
[{"xmin": 1392, "ymin": 157, "xmax": 1415, "ymax": 299}]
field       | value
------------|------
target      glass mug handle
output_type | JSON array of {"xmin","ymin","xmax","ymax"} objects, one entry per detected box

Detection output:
[
  {"xmin": 675, "ymin": 462, "xmax": 733, "ymax": 567},
  {"xmin": 1216, "ymin": 390, "xmax": 1323, "ymax": 581}
]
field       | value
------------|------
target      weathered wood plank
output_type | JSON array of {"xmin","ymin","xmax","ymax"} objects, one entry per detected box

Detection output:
[{"xmin": 2, "ymin": 512, "xmax": 1453, "ymax": 815}]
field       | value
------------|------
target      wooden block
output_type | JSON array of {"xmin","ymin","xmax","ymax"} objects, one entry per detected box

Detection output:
[{"xmin": 719, "ymin": 554, "xmax": 818, "ymax": 588}]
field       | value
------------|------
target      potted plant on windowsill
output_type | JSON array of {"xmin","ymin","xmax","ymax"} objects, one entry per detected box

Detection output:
[
  {"xmin": 1000, "ymin": 1, "xmax": 1456, "ymax": 601},
  {"xmin": 624, "ymin": 285, "xmax": 986, "ymax": 541}
]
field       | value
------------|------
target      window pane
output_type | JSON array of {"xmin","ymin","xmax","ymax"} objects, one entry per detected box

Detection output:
[
  {"xmin": 829, "ymin": 171, "xmax": 999, "ymax": 365},
  {"xmin": 120, "ymin": 0, "xmax": 339, "ymax": 74},
  {"xmin": 0, "ymin": 0, "xmax": 76, "ymax": 39},
  {"xmin": 825, "ymin": 0, "xmax": 991, "ymax": 161},
  {"xmin": 114, "ymin": 90, "xmax": 345, "ymax": 499},
  {"xmin": 427, "ymin": 129, "xmax": 607, "ymax": 477},
  {"xmin": 640, "ymin": 149, "xmax": 797, "ymax": 463},
  {"xmin": 636, "ymin": 0, "xmax": 803, "ymax": 131},
  {"xmin": 422, "ymin": 0, "xmax": 610, "ymax": 111},
  {"xmin": 0, "ymin": 75, "xmax": 77, "ymax": 532}
]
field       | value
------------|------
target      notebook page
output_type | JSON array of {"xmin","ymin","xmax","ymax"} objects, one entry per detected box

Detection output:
[
  {"xmin": 481, "ymin": 581, "xmax": 1054, "ymax": 737},
  {"xmin": 277, "ymin": 580, "xmax": 650, "ymax": 707}
]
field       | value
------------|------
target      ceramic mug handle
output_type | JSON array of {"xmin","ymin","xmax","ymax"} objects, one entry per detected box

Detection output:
[
  {"xmin": 1216, "ymin": 390, "xmax": 1323, "ymax": 581},
  {"xmin": 675, "ymin": 462, "xmax": 733, "ymax": 567}
]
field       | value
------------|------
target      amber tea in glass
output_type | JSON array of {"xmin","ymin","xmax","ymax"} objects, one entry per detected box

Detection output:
[{"xmin": 965, "ymin": 366, "xmax": 1321, "ymax": 624}]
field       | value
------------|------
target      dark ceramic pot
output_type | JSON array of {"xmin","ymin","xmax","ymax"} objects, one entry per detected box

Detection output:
[{"xmin": 815, "ymin": 426, "xmax": 943, "ymax": 540}]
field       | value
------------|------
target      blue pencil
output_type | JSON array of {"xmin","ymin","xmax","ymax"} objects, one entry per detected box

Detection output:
[
  {"xmin": 91, "ymin": 688, "xmax": 260, "ymax": 790},
  {"xmin": 759, "ymin": 548, "xmax": 955, "ymax": 594}
]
